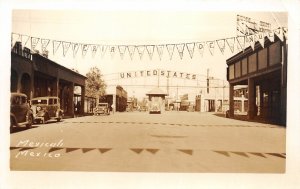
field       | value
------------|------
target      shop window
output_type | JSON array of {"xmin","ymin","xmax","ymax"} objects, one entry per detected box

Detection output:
[
  {"xmin": 229, "ymin": 64, "xmax": 235, "ymax": 80},
  {"xmin": 258, "ymin": 48, "xmax": 268, "ymax": 70},
  {"xmin": 248, "ymin": 53, "xmax": 257, "ymax": 73},
  {"xmin": 241, "ymin": 58, "xmax": 247, "ymax": 75},
  {"xmin": 235, "ymin": 61, "xmax": 241, "ymax": 78},
  {"xmin": 269, "ymin": 41, "xmax": 281, "ymax": 66}
]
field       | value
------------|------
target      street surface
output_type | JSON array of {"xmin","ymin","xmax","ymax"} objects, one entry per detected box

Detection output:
[{"xmin": 10, "ymin": 111, "xmax": 286, "ymax": 173}]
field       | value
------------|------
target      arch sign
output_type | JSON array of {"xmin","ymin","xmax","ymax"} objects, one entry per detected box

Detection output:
[{"xmin": 119, "ymin": 69, "xmax": 197, "ymax": 80}]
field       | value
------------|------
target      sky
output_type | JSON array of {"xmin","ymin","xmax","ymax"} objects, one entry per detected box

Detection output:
[{"xmin": 11, "ymin": 10, "xmax": 287, "ymax": 98}]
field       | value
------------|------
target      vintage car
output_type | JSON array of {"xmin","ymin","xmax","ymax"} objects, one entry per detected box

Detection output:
[
  {"xmin": 30, "ymin": 96, "xmax": 63, "ymax": 124},
  {"xmin": 10, "ymin": 93, "xmax": 34, "ymax": 130},
  {"xmin": 93, "ymin": 103, "xmax": 110, "ymax": 115}
]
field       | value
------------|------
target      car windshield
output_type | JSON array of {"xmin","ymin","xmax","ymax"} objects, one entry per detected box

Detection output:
[{"xmin": 31, "ymin": 99, "xmax": 48, "ymax": 105}]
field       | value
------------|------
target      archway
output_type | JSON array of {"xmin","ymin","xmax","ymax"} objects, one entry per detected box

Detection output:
[
  {"xmin": 11, "ymin": 69, "xmax": 18, "ymax": 92},
  {"xmin": 20, "ymin": 73, "xmax": 31, "ymax": 99}
]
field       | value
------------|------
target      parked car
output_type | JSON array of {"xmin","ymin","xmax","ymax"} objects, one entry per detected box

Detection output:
[
  {"xmin": 93, "ymin": 103, "xmax": 110, "ymax": 115},
  {"xmin": 30, "ymin": 96, "xmax": 63, "ymax": 124},
  {"xmin": 10, "ymin": 93, "xmax": 34, "ymax": 131},
  {"xmin": 187, "ymin": 105, "xmax": 195, "ymax": 112},
  {"xmin": 139, "ymin": 106, "xmax": 148, "ymax": 112}
]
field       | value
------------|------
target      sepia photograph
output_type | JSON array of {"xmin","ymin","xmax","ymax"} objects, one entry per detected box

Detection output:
[{"xmin": 1, "ymin": 0, "xmax": 300, "ymax": 188}]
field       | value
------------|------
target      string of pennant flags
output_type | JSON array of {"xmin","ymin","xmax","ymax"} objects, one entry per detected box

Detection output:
[{"xmin": 11, "ymin": 27, "xmax": 287, "ymax": 60}]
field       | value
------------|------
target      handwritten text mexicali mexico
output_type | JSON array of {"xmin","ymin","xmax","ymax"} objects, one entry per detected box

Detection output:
[{"xmin": 14, "ymin": 139, "xmax": 64, "ymax": 158}]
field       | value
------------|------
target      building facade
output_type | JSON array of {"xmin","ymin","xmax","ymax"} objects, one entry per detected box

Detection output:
[
  {"xmin": 11, "ymin": 42, "xmax": 86, "ymax": 117},
  {"xmin": 226, "ymin": 36, "xmax": 287, "ymax": 125}
]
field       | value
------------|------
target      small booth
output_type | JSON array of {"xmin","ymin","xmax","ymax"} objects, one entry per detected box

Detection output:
[{"xmin": 146, "ymin": 87, "xmax": 167, "ymax": 114}]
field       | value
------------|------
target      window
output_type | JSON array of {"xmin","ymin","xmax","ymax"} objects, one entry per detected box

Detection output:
[
  {"xmin": 21, "ymin": 96, "xmax": 27, "ymax": 104},
  {"xmin": 241, "ymin": 58, "xmax": 247, "ymax": 75},
  {"xmin": 269, "ymin": 41, "xmax": 281, "ymax": 66},
  {"xmin": 229, "ymin": 64, "xmax": 235, "ymax": 80},
  {"xmin": 258, "ymin": 48, "xmax": 268, "ymax": 70},
  {"xmin": 248, "ymin": 53, "xmax": 257, "ymax": 73},
  {"xmin": 235, "ymin": 61, "xmax": 241, "ymax": 78}
]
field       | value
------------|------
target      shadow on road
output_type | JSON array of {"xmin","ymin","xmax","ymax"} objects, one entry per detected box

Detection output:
[
  {"xmin": 213, "ymin": 113, "xmax": 286, "ymax": 127},
  {"xmin": 10, "ymin": 126, "xmax": 39, "ymax": 134}
]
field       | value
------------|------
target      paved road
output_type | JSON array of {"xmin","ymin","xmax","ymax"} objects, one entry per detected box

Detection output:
[{"xmin": 10, "ymin": 111, "xmax": 286, "ymax": 173}]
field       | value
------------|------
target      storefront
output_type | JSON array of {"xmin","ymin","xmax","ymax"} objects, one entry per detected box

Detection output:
[
  {"xmin": 11, "ymin": 42, "xmax": 86, "ymax": 117},
  {"xmin": 226, "ymin": 36, "xmax": 287, "ymax": 125}
]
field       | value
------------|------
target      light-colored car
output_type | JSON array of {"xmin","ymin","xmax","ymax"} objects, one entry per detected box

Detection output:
[
  {"xmin": 31, "ymin": 96, "xmax": 63, "ymax": 124},
  {"xmin": 93, "ymin": 103, "xmax": 110, "ymax": 115},
  {"xmin": 10, "ymin": 93, "xmax": 34, "ymax": 131}
]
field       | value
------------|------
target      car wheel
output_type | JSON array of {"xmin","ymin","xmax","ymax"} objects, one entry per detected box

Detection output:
[
  {"xmin": 10, "ymin": 116, "xmax": 15, "ymax": 132},
  {"xmin": 42, "ymin": 113, "xmax": 49, "ymax": 124},
  {"xmin": 57, "ymin": 112, "xmax": 62, "ymax": 122},
  {"xmin": 26, "ymin": 115, "xmax": 33, "ymax": 129}
]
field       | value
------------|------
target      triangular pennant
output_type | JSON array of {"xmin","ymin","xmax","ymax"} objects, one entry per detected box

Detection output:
[
  {"xmin": 236, "ymin": 36, "xmax": 245, "ymax": 51},
  {"xmin": 21, "ymin": 34, "xmax": 30, "ymax": 49},
  {"xmin": 82, "ymin": 148, "xmax": 95, "ymax": 153},
  {"xmin": 146, "ymin": 149, "xmax": 159, "ymax": 154},
  {"xmin": 226, "ymin": 37, "xmax": 235, "ymax": 53},
  {"xmin": 231, "ymin": 151, "xmax": 249, "ymax": 158},
  {"xmin": 178, "ymin": 149, "xmax": 193, "ymax": 155},
  {"xmin": 53, "ymin": 40, "xmax": 61, "ymax": 55},
  {"xmin": 11, "ymin": 33, "xmax": 21, "ymax": 49},
  {"xmin": 186, "ymin": 43, "xmax": 195, "ymax": 58},
  {"xmin": 249, "ymin": 152, "xmax": 266, "ymax": 158},
  {"xmin": 81, "ymin": 44, "xmax": 89, "ymax": 57},
  {"xmin": 282, "ymin": 27, "xmax": 288, "ymax": 39},
  {"xmin": 176, "ymin": 43, "xmax": 185, "ymax": 59},
  {"xmin": 72, "ymin": 43, "xmax": 80, "ymax": 58},
  {"xmin": 255, "ymin": 32, "xmax": 265, "ymax": 48},
  {"xmin": 66, "ymin": 148, "xmax": 80, "ymax": 153},
  {"xmin": 130, "ymin": 148, "xmax": 144, "ymax": 154},
  {"xmin": 48, "ymin": 147, "xmax": 64, "ymax": 153},
  {"xmin": 91, "ymin": 44, "xmax": 98, "ymax": 58},
  {"xmin": 214, "ymin": 150, "xmax": 230, "ymax": 157},
  {"xmin": 274, "ymin": 28, "xmax": 284, "ymax": 41},
  {"xmin": 99, "ymin": 45, "xmax": 108, "ymax": 58},
  {"xmin": 98, "ymin": 148, "xmax": 112, "ymax": 154},
  {"xmin": 206, "ymin": 41, "xmax": 215, "ymax": 56},
  {"xmin": 118, "ymin": 45, "xmax": 127, "ymax": 59},
  {"xmin": 266, "ymin": 153, "xmax": 286, "ymax": 159},
  {"xmin": 166, "ymin": 44, "xmax": 175, "ymax": 60},
  {"xmin": 267, "ymin": 31, "xmax": 275, "ymax": 42},
  {"xmin": 146, "ymin": 45, "xmax": 155, "ymax": 60},
  {"xmin": 156, "ymin": 45, "xmax": 164, "ymax": 60},
  {"xmin": 127, "ymin": 45, "xmax": 136, "ymax": 60},
  {"xmin": 246, "ymin": 35, "xmax": 255, "ymax": 50},
  {"xmin": 216, "ymin": 39, "xmax": 226, "ymax": 55},
  {"xmin": 196, "ymin": 42, "xmax": 205, "ymax": 57},
  {"xmin": 136, "ymin": 45, "xmax": 145, "ymax": 60},
  {"xmin": 41, "ymin": 39, "xmax": 50, "ymax": 54},
  {"xmin": 10, "ymin": 147, "xmax": 21, "ymax": 150},
  {"xmin": 62, "ymin": 41, "xmax": 71, "ymax": 56},
  {"xmin": 109, "ymin": 45, "xmax": 117, "ymax": 58},
  {"xmin": 19, "ymin": 147, "xmax": 36, "ymax": 151},
  {"xmin": 31, "ymin": 37, "xmax": 40, "ymax": 51}
]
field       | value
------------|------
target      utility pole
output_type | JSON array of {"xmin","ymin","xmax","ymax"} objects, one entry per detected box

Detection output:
[
  {"xmin": 207, "ymin": 69, "xmax": 210, "ymax": 94},
  {"xmin": 157, "ymin": 69, "xmax": 160, "ymax": 88}
]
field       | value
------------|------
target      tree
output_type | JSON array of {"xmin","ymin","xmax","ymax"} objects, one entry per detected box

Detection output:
[{"xmin": 85, "ymin": 67, "xmax": 106, "ymax": 99}]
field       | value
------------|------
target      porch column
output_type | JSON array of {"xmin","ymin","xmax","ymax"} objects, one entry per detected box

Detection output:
[
  {"xmin": 248, "ymin": 78, "xmax": 255, "ymax": 119},
  {"xmin": 229, "ymin": 83, "xmax": 234, "ymax": 118},
  {"xmin": 69, "ymin": 82, "xmax": 74, "ymax": 117},
  {"xmin": 56, "ymin": 78, "xmax": 60, "ymax": 97},
  {"xmin": 81, "ymin": 86, "xmax": 85, "ymax": 115}
]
